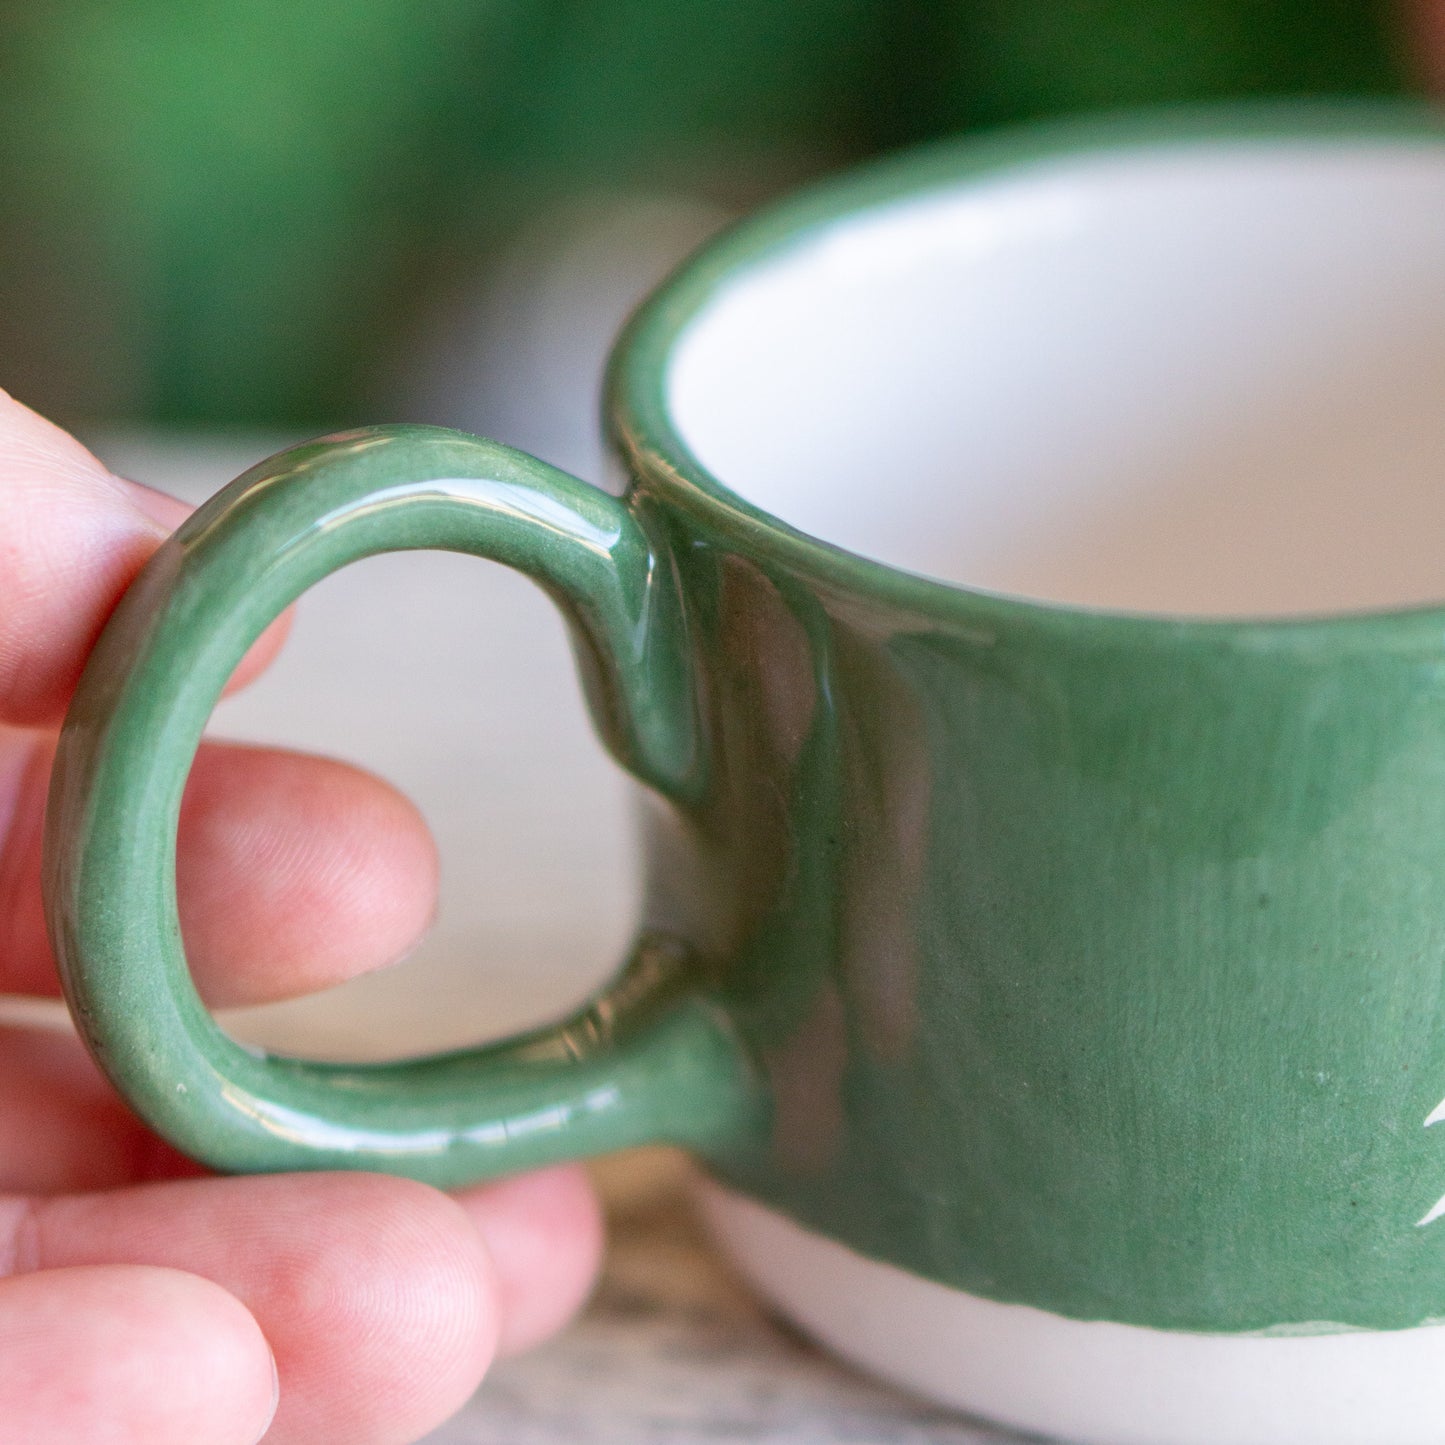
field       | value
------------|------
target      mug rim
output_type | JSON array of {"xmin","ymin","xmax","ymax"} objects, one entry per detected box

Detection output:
[{"xmin": 605, "ymin": 100, "xmax": 1445, "ymax": 643}]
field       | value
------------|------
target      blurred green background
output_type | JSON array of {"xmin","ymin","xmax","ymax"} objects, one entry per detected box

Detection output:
[{"xmin": 0, "ymin": 0, "xmax": 1408, "ymax": 430}]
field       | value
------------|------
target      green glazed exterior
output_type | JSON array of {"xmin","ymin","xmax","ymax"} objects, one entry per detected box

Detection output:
[
  {"xmin": 43, "ymin": 429, "xmax": 764, "ymax": 1179},
  {"xmin": 44, "ymin": 105, "xmax": 1445, "ymax": 1337}
]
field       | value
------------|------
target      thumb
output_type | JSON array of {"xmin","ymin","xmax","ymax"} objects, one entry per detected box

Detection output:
[{"xmin": 0, "ymin": 390, "xmax": 288, "ymax": 727}]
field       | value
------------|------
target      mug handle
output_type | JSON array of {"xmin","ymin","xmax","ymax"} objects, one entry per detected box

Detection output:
[{"xmin": 42, "ymin": 425, "xmax": 762, "ymax": 1187}]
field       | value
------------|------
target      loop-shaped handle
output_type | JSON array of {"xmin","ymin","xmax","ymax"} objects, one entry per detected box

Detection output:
[{"xmin": 42, "ymin": 426, "xmax": 761, "ymax": 1186}]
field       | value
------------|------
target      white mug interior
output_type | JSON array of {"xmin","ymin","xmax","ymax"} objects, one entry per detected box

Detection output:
[{"xmin": 668, "ymin": 138, "xmax": 1445, "ymax": 618}]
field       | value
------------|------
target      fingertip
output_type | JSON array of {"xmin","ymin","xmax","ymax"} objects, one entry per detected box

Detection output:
[
  {"xmin": 102, "ymin": 470, "xmax": 288, "ymax": 697},
  {"xmin": 121, "ymin": 477, "xmax": 192, "ymax": 533},
  {"xmin": 0, "ymin": 397, "xmax": 184, "ymax": 727},
  {"xmin": 224, "ymin": 608, "xmax": 295, "ymax": 695},
  {"xmin": 28, "ymin": 1171, "xmax": 502, "ymax": 1444},
  {"xmin": 0, "ymin": 393, "xmax": 290, "ymax": 726},
  {"xmin": 177, "ymin": 744, "xmax": 440, "ymax": 1006},
  {"xmin": 457, "ymin": 1164, "xmax": 605, "ymax": 1356},
  {"xmin": 92, "ymin": 469, "xmax": 287, "ymax": 697},
  {"xmin": 254, "ymin": 1173, "xmax": 501, "ymax": 1441},
  {"xmin": 0, "ymin": 1264, "xmax": 276, "ymax": 1445}
]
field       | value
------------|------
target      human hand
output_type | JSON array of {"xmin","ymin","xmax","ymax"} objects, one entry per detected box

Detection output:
[{"xmin": 0, "ymin": 392, "xmax": 603, "ymax": 1444}]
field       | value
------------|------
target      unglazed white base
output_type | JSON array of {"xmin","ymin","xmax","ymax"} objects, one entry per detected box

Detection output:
[{"xmin": 697, "ymin": 1181, "xmax": 1445, "ymax": 1445}]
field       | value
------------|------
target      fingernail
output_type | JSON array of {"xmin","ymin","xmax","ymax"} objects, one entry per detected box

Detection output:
[{"xmin": 119, "ymin": 476, "xmax": 192, "ymax": 534}]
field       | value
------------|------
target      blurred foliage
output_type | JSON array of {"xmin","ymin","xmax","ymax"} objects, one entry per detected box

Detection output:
[{"xmin": 0, "ymin": 0, "xmax": 1405, "ymax": 426}]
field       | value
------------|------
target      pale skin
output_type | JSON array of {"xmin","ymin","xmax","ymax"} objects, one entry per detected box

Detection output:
[
  {"xmin": 3, "ymin": 14, "xmax": 1445, "ymax": 1438},
  {"xmin": 0, "ymin": 390, "xmax": 603, "ymax": 1444}
]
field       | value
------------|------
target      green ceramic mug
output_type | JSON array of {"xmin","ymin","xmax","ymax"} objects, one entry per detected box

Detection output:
[{"xmin": 43, "ymin": 105, "xmax": 1445, "ymax": 1445}]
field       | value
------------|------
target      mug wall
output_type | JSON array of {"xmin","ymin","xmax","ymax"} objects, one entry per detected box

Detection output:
[
  {"xmin": 642, "ymin": 488, "xmax": 1445, "ymax": 1332},
  {"xmin": 637, "ymin": 129, "xmax": 1445, "ymax": 1334}
]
